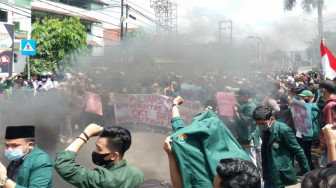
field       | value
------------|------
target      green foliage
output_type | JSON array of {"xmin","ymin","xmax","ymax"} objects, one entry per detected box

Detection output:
[
  {"xmin": 284, "ymin": 0, "xmax": 297, "ymax": 10},
  {"xmin": 284, "ymin": 0, "xmax": 323, "ymax": 12},
  {"xmin": 27, "ymin": 17, "xmax": 88, "ymax": 74}
]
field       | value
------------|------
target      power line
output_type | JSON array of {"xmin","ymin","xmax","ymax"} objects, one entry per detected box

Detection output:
[
  {"xmin": 0, "ymin": 7, "xmax": 119, "ymax": 42},
  {"xmin": 0, "ymin": 7, "xmax": 31, "ymax": 18},
  {"xmin": 35, "ymin": 0, "xmax": 120, "ymax": 27},
  {"xmin": 127, "ymin": 0, "xmax": 155, "ymax": 16},
  {"xmin": 128, "ymin": 6, "xmax": 205, "ymax": 45},
  {"xmin": 0, "ymin": 0, "xmax": 32, "ymax": 15},
  {"xmin": 2, "ymin": 0, "xmax": 208, "ymax": 46},
  {"xmin": 129, "ymin": 6, "xmax": 156, "ymax": 24},
  {"xmin": 0, "ymin": 1, "xmax": 149, "ymax": 41},
  {"xmin": 76, "ymin": 5, "xmax": 121, "ymax": 13},
  {"xmin": 0, "ymin": 0, "xmax": 121, "ymax": 27},
  {"xmin": 93, "ymin": 1, "xmax": 211, "ymax": 45}
]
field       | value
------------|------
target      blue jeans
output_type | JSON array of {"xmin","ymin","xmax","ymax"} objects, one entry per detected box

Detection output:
[{"xmin": 321, "ymin": 148, "xmax": 328, "ymax": 167}]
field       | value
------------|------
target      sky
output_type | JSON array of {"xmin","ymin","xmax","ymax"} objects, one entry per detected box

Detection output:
[{"xmin": 109, "ymin": 0, "xmax": 336, "ymax": 51}]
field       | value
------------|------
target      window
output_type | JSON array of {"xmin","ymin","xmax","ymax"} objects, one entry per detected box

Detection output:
[{"xmin": 0, "ymin": 10, "xmax": 8, "ymax": 22}]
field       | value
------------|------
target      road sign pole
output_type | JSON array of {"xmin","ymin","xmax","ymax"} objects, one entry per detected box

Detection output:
[
  {"xmin": 21, "ymin": 40, "xmax": 36, "ymax": 79},
  {"xmin": 27, "ymin": 56, "xmax": 30, "ymax": 79}
]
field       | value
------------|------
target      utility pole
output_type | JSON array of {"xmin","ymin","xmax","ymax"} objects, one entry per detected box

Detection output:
[
  {"xmin": 230, "ymin": 20, "xmax": 232, "ymax": 46},
  {"xmin": 219, "ymin": 21, "xmax": 222, "ymax": 45},
  {"xmin": 120, "ymin": 0, "xmax": 124, "ymax": 40},
  {"xmin": 125, "ymin": 3, "xmax": 129, "ymax": 39}
]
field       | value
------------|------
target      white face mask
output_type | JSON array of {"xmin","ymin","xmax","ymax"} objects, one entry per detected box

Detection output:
[
  {"xmin": 259, "ymin": 119, "xmax": 272, "ymax": 132},
  {"xmin": 5, "ymin": 143, "xmax": 29, "ymax": 161}
]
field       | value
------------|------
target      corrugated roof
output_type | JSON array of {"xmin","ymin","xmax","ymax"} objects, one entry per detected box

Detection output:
[{"xmin": 87, "ymin": 41, "xmax": 101, "ymax": 46}]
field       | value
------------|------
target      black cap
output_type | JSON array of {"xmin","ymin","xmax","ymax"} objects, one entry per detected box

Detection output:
[
  {"xmin": 5, "ymin": 126, "xmax": 35, "ymax": 139},
  {"xmin": 319, "ymin": 80, "xmax": 336, "ymax": 94}
]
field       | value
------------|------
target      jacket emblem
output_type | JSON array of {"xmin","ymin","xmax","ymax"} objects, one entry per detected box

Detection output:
[
  {"xmin": 273, "ymin": 142, "xmax": 279, "ymax": 149},
  {"xmin": 178, "ymin": 134, "xmax": 187, "ymax": 143}
]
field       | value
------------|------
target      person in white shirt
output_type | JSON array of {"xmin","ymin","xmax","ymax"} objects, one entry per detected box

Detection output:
[
  {"xmin": 50, "ymin": 74, "xmax": 59, "ymax": 89},
  {"xmin": 38, "ymin": 73, "xmax": 52, "ymax": 91},
  {"xmin": 29, "ymin": 73, "xmax": 39, "ymax": 92}
]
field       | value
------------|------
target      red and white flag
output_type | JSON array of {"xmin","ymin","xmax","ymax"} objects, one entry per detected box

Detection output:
[{"xmin": 321, "ymin": 40, "xmax": 336, "ymax": 79}]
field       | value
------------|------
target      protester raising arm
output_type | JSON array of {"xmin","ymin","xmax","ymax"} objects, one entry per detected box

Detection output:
[
  {"xmin": 322, "ymin": 124, "xmax": 336, "ymax": 164},
  {"xmin": 167, "ymin": 99, "xmax": 213, "ymax": 188},
  {"xmin": 64, "ymin": 123, "xmax": 103, "ymax": 153},
  {"xmin": 172, "ymin": 96, "xmax": 184, "ymax": 118},
  {"xmin": 171, "ymin": 96, "xmax": 185, "ymax": 132},
  {"xmin": 163, "ymin": 137, "xmax": 182, "ymax": 188},
  {"xmin": 55, "ymin": 124, "xmax": 144, "ymax": 188}
]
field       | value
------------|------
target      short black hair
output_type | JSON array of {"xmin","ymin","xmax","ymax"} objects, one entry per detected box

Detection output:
[
  {"xmin": 216, "ymin": 158, "xmax": 260, "ymax": 188},
  {"xmin": 14, "ymin": 79, "xmax": 24, "ymax": 86},
  {"xmin": 236, "ymin": 88, "xmax": 251, "ymax": 97},
  {"xmin": 205, "ymin": 99, "xmax": 218, "ymax": 110},
  {"xmin": 319, "ymin": 80, "xmax": 336, "ymax": 94},
  {"xmin": 253, "ymin": 106, "xmax": 272, "ymax": 121},
  {"xmin": 319, "ymin": 167, "xmax": 336, "ymax": 188},
  {"xmin": 301, "ymin": 169, "xmax": 321, "ymax": 188},
  {"xmin": 294, "ymin": 86, "xmax": 303, "ymax": 95},
  {"xmin": 99, "ymin": 126, "xmax": 131, "ymax": 157},
  {"xmin": 24, "ymin": 137, "xmax": 35, "ymax": 143}
]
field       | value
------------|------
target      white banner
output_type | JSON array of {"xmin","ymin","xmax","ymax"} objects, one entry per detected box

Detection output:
[{"xmin": 114, "ymin": 94, "xmax": 202, "ymax": 128}]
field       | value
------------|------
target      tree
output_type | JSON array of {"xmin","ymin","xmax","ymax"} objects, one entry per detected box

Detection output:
[
  {"xmin": 27, "ymin": 17, "xmax": 88, "ymax": 74},
  {"xmin": 284, "ymin": 0, "xmax": 324, "ymax": 36}
]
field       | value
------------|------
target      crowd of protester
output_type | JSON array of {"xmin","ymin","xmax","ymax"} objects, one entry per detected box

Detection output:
[{"xmin": 3, "ymin": 69, "xmax": 336, "ymax": 187}]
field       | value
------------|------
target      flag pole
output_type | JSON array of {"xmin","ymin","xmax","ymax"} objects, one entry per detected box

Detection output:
[{"xmin": 321, "ymin": 35, "xmax": 325, "ymax": 80}]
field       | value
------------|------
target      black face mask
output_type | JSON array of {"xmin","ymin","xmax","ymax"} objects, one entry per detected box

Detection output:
[
  {"xmin": 92, "ymin": 151, "xmax": 112, "ymax": 166},
  {"xmin": 304, "ymin": 99, "xmax": 310, "ymax": 103}
]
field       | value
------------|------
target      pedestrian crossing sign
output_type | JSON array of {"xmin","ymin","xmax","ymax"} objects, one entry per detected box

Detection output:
[{"xmin": 21, "ymin": 40, "xmax": 36, "ymax": 55}]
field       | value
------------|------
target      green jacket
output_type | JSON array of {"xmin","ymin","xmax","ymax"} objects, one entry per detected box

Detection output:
[
  {"xmin": 54, "ymin": 151, "xmax": 144, "ymax": 188},
  {"xmin": 234, "ymin": 100, "xmax": 259, "ymax": 147},
  {"xmin": 302, "ymin": 103, "xmax": 321, "ymax": 141},
  {"xmin": 262, "ymin": 121, "xmax": 310, "ymax": 188},
  {"xmin": 171, "ymin": 110, "xmax": 250, "ymax": 188},
  {"xmin": 10, "ymin": 145, "xmax": 53, "ymax": 188}
]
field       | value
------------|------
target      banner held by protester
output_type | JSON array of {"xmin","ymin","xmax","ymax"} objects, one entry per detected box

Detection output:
[
  {"xmin": 216, "ymin": 92, "xmax": 237, "ymax": 117},
  {"xmin": 85, "ymin": 92, "xmax": 103, "ymax": 116},
  {"xmin": 291, "ymin": 98, "xmax": 313, "ymax": 136},
  {"xmin": 114, "ymin": 94, "xmax": 202, "ymax": 128}
]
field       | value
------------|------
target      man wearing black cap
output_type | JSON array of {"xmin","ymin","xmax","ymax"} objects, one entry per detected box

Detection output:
[
  {"xmin": 318, "ymin": 80, "xmax": 336, "ymax": 167},
  {"xmin": 0, "ymin": 126, "xmax": 53, "ymax": 188},
  {"xmin": 233, "ymin": 88, "xmax": 259, "ymax": 167}
]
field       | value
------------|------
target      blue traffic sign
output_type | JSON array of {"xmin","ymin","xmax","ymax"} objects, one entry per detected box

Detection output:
[{"xmin": 21, "ymin": 40, "xmax": 36, "ymax": 56}]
